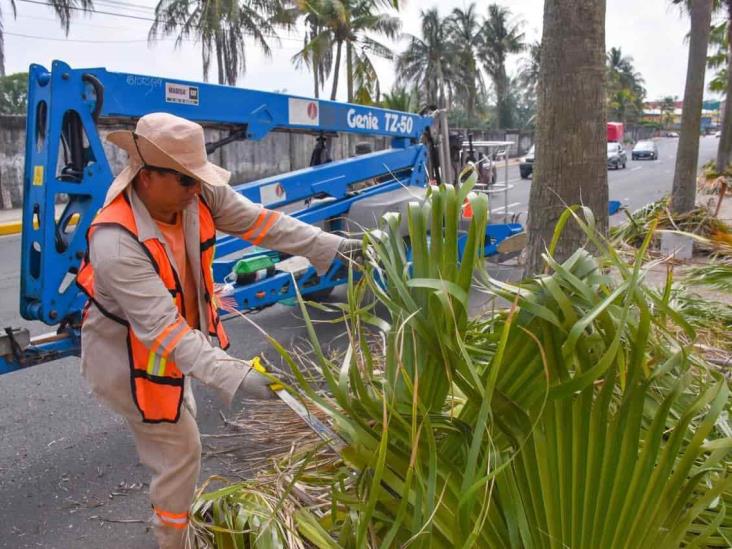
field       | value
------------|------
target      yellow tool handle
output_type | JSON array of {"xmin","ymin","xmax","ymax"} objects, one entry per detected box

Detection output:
[{"xmin": 251, "ymin": 356, "xmax": 284, "ymax": 392}]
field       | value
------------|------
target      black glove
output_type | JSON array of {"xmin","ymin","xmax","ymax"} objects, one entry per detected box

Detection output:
[{"xmin": 337, "ymin": 238, "xmax": 364, "ymax": 266}]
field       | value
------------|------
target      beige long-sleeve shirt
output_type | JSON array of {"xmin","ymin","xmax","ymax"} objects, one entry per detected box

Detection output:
[{"xmin": 80, "ymin": 183, "xmax": 343, "ymax": 414}]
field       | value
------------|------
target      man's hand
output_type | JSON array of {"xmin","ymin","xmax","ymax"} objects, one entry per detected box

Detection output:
[
  {"xmin": 337, "ymin": 238, "xmax": 364, "ymax": 266},
  {"xmin": 235, "ymin": 359, "xmax": 277, "ymax": 400}
]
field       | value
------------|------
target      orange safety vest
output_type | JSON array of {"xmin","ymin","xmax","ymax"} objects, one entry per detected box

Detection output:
[{"xmin": 77, "ymin": 193, "xmax": 230, "ymax": 423}]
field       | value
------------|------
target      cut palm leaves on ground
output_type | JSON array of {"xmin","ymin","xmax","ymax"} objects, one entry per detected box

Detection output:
[
  {"xmin": 194, "ymin": 169, "xmax": 732, "ymax": 548},
  {"xmin": 611, "ymin": 196, "xmax": 732, "ymax": 255}
]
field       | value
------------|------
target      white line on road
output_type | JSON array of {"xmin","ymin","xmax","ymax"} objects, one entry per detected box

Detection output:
[
  {"xmin": 630, "ymin": 167, "xmax": 642, "ymax": 172},
  {"xmin": 491, "ymin": 202, "xmax": 521, "ymax": 213}
]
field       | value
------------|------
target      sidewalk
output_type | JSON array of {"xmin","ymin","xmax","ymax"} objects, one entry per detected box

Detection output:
[{"xmin": 0, "ymin": 205, "xmax": 66, "ymax": 236}]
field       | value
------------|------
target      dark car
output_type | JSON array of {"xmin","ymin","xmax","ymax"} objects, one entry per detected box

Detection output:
[
  {"xmin": 519, "ymin": 145, "xmax": 535, "ymax": 179},
  {"xmin": 631, "ymin": 140, "xmax": 658, "ymax": 160},
  {"xmin": 607, "ymin": 142, "xmax": 627, "ymax": 169}
]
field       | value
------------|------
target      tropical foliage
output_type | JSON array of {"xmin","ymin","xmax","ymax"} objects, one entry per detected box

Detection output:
[
  {"xmin": 397, "ymin": 3, "xmax": 534, "ymax": 129},
  {"xmin": 0, "ymin": 0, "xmax": 93, "ymax": 76},
  {"xmin": 192, "ymin": 170, "xmax": 732, "ymax": 548},
  {"xmin": 149, "ymin": 0, "xmax": 291, "ymax": 85},
  {"xmin": 0, "ymin": 71, "xmax": 27, "ymax": 114},
  {"xmin": 293, "ymin": 0, "xmax": 401, "ymax": 103},
  {"xmin": 606, "ymin": 47, "xmax": 647, "ymax": 124}
]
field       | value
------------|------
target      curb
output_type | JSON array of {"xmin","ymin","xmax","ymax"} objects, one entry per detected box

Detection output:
[{"xmin": 0, "ymin": 221, "xmax": 22, "ymax": 236}]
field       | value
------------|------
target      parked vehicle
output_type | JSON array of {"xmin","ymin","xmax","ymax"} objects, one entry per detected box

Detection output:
[
  {"xmin": 665, "ymin": 131, "xmax": 679, "ymax": 138},
  {"xmin": 607, "ymin": 142, "xmax": 627, "ymax": 169},
  {"xmin": 607, "ymin": 122, "xmax": 624, "ymax": 143},
  {"xmin": 519, "ymin": 145, "xmax": 535, "ymax": 179},
  {"xmin": 631, "ymin": 140, "xmax": 658, "ymax": 160}
]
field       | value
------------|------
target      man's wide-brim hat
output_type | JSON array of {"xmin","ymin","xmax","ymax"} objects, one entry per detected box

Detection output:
[{"xmin": 104, "ymin": 112, "xmax": 230, "ymax": 205}]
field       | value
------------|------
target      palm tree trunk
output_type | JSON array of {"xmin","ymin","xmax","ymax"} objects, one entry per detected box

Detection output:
[
  {"xmin": 671, "ymin": 0, "xmax": 713, "ymax": 214},
  {"xmin": 346, "ymin": 42, "xmax": 354, "ymax": 103},
  {"xmin": 215, "ymin": 32, "xmax": 225, "ymax": 85},
  {"xmin": 314, "ymin": 65, "xmax": 319, "ymax": 99},
  {"xmin": 0, "ymin": 30, "xmax": 5, "ymax": 77},
  {"xmin": 525, "ymin": 0, "xmax": 608, "ymax": 276},
  {"xmin": 496, "ymin": 70, "xmax": 512, "ymax": 129},
  {"xmin": 715, "ymin": 8, "xmax": 732, "ymax": 175},
  {"xmin": 331, "ymin": 40, "xmax": 343, "ymax": 100}
]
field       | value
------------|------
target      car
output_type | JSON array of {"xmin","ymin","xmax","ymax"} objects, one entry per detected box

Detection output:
[
  {"xmin": 665, "ymin": 131, "xmax": 679, "ymax": 138},
  {"xmin": 519, "ymin": 145, "xmax": 535, "ymax": 179},
  {"xmin": 631, "ymin": 140, "xmax": 658, "ymax": 160},
  {"xmin": 607, "ymin": 142, "xmax": 627, "ymax": 169}
]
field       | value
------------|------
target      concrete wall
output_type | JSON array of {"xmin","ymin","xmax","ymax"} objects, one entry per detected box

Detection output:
[{"xmin": 0, "ymin": 114, "xmax": 388, "ymax": 210}]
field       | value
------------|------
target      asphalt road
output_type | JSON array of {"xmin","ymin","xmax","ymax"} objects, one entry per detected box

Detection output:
[
  {"xmin": 490, "ymin": 135, "xmax": 719, "ymax": 222},
  {"xmin": 0, "ymin": 135, "xmax": 720, "ymax": 548}
]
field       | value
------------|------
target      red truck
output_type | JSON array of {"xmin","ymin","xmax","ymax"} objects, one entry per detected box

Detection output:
[{"xmin": 607, "ymin": 122, "xmax": 624, "ymax": 143}]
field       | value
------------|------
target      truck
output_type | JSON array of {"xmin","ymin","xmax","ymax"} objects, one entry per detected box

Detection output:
[{"xmin": 607, "ymin": 122, "xmax": 624, "ymax": 143}]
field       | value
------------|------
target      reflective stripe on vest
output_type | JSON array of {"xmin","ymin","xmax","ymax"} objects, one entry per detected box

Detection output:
[
  {"xmin": 154, "ymin": 507, "xmax": 189, "ymax": 530},
  {"xmin": 77, "ymin": 193, "xmax": 229, "ymax": 423}
]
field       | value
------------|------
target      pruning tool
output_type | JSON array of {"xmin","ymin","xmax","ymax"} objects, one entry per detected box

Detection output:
[{"xmin": 250, "ymin": 356, "xmax": 345, "ymax": 453}]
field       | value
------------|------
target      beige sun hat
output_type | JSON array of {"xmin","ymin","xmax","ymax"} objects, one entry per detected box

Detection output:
[{"xmin": 104, "ymin": 112, "xmax": 231, "ymax": 205}]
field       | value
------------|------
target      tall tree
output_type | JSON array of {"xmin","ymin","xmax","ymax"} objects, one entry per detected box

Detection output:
[
  {"xmin": 446, "ymin": 4, "xmax": 484, "ymax": 127},
  {"xmin": 296, "ymin": 0, "xmax": 400, "ymax": 102},
  {"xmin": 671, "ymin": 0, "xmax": 714, "ymax": 214},
  {"xmin": 292, "ymin": 10, "xmax": 333, "ymax": 98},
  {"xmin": 606, "ymin": 47, "xmax": 646, "ymax": 124},
  {"xmin": 0, "ymin": 0, "xmax": 93, "ymax": 76},
  {"xmin": 0, "ymin": 71, "xmax": 27, "ymax": 113},
  {"xmin": 713, "ymin": 1, "xmax": 732, "ymax": 177},
  {"xmin": 477, "ymin": 4, "xmax": 525, "ymax": 129},
  {"xmin": 659, "ymin": 95, "xmax": 677, "ymax": 128},
  {"xmin": 150, "ymin": 0, "xmax": 287, "ymax": 85},
  {"xmin": 396, "ymin": 8, "xmax": 456, "ymax": 108},
  {"xmin": 525, "ymin": 0, "xmax": 608, "ymax": 276}
]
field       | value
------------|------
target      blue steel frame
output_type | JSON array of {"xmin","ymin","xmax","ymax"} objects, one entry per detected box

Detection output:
[{"xmin": 3, "ymin": 60, "xmax": 520, "ymax": 374}]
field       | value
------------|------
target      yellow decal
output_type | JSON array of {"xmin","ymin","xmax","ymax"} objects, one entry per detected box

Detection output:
[{"xmin": 32, "ymin": 165, "xmax": 44, "ymax": 186}]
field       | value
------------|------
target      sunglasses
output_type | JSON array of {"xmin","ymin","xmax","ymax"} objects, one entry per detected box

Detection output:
[
  {"xmin": 146, "ymin": 166, "xmax": 199, "ymax": 188},
  {"xmin": 131, "ymin": 131, "xmax": 199, "ymax": 188}
]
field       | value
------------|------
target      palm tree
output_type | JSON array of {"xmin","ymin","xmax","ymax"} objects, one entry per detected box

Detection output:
[
  {"xmin": 659, "ymin": 95, "xmax": 677, "ymax": 128},
  {"xmin": 295, "ymin": 0, "xmax": 400, "ymax": 102},
  {"xmin": 525, "ymin": 0, "xmax": 608, "ymax": 276},
  {"xmin": 379, "ymin": 85, "xmax": 416, "ymax": 112},
  {"xmin": 446, "ymin": 3, "xmax": 484, "ymax": 127},
  {"xmin": 606, "ymin": 47, "xmax": 646, "ymax": 124},
  {"xmin": 292, "ymin": 10, "xmax": 332, "ymax": 98},
  {"xmin": 477, "ymin": 4, "xmax": 525, "ymax": 129},
  {"xmin": 150, "ymin": 0, "xmax": 288, "ymax": 86},
  {"xmin": 712, "ymin": 1, "xmax": 732, "ymax": 179},
  {"xmin": 0, "ymin": 0, "xmax": 93, "ymax": 76},
  {"xmin": 670, "ymin": 0, "xmax": 714, "ymax": 214},
  {"xmin": 396, "ymin": 8, "xmax": 456, "ymax": 109},
  {"xmin": 518, "ymin": 41, "xmax": 541, "ymax": 96}
]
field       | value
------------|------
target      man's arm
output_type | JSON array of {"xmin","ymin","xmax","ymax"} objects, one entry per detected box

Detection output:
[
  {"xmin": 204, "ymin": 185, "xmax": 344, "ymax": 274},
  {"xmin": 90, "ymin": 227, "xmax": 268, "ymax": 404}
]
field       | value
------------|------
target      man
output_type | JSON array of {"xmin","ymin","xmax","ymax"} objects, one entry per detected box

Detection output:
[{"xmin": 77, "ymin": 113, "xmax": 360, "ymax": 548}]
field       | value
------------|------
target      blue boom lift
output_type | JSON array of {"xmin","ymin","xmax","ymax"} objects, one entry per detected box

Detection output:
[{"xmin": 0, "ymin": 60, "xmax": 523, "ymax": 374}]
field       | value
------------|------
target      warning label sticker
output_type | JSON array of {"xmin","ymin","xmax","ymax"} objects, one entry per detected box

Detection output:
[
  {"xmin": 288, "ymin": 98, "xmax": 319, "ymax": 126},
  {"xmin": 260, "ymin": 182, "xmax": 286, "ymax": 206},
  {"xmin": 165, "ymin": 82, "xmax": 199, "ymax": 106},
  {"xmin": 33, "ymin": 165, "xmax": 43, "ymax": 186}
]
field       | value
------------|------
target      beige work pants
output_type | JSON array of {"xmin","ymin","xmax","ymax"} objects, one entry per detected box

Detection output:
[{"xmin": 83, "ymin": 360, "xmax": 201, "ymax": 549}]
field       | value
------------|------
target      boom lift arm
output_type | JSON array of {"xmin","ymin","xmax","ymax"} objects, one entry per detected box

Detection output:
[{"xmin": 1, "ymin": 60, "xmax": 521, "ymax": 374}]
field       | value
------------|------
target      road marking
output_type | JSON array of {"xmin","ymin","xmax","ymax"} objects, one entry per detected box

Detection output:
[
  {"xmin": 630, "ymin": 167, "xmax": 642, "ymax": 172},
  {"xmin": 491, "ymin": 202, "xmax": 521, "ymax": 213}
]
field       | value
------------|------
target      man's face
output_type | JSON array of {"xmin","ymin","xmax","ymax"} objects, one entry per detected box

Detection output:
[{"xmin": 137, "ymin": 168, "xmax": 201, "ymax": 216}]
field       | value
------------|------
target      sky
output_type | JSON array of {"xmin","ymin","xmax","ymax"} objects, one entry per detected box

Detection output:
[{"xmin": 2, "ymin": 0, "xmax": 719, "ymax": 102}]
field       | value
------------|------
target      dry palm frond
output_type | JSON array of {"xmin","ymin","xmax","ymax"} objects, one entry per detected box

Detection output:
[
  {"xmin": 685, "ymin": 259, "xmax": 732, "ymax": 293},
  {"xmin": 611, "ymin": 196, "xmax": 732, "ymax": 256}
]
